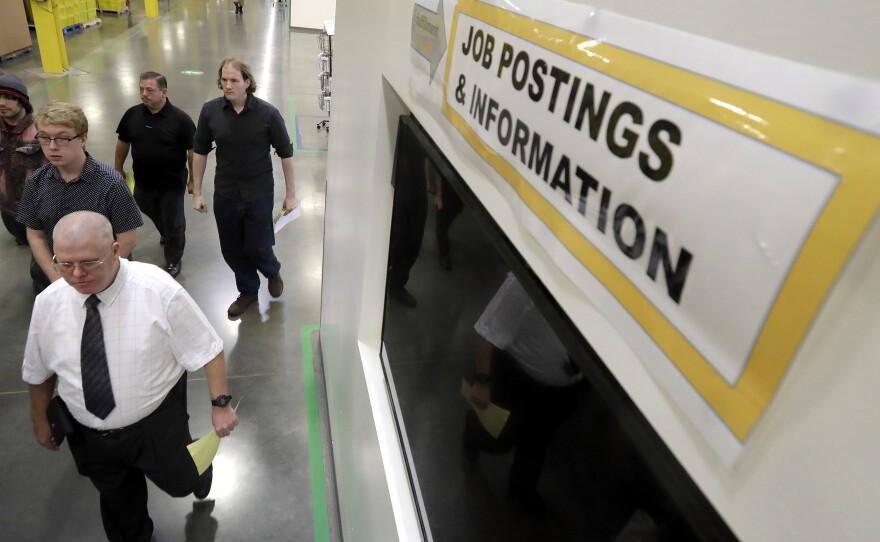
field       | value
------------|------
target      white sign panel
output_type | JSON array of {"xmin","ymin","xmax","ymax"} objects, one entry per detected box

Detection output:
[{"xmin": 410, "ymin": 0, "xmax": 880, "ymax": 464}]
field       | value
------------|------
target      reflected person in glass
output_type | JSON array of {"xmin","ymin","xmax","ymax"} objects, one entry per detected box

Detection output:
[{"xmin": 465, "ymin": 272, "xmax": 582, "ymax": 515}]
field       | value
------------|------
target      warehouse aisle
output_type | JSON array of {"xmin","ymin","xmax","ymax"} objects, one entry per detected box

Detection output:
[{"xmin": 0, "ymin": 1, "xmax": 336, "ymax": 540}]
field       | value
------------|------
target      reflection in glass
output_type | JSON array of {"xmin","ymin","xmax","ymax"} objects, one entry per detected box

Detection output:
[
  {"xmin": 382, "ymin": 116, "xmax": 734, "ymax": 541},
  {"xmin": 464, "ymin": 272, "xmax": 581, "ymax": 517}
]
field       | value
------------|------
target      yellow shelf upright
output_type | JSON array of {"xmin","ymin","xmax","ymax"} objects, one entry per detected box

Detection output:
[{"xmin": 30, "ymin": 0, "xmax": 69, "ymax": 74}]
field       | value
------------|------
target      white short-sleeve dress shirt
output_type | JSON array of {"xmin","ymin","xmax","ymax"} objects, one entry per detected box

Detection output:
[
  {"xmin": 22, "ymin": 259, "xmax": 224, "ymax": 429},
  {"xmin": 474, "ymin": 272, "xmax": 577, "ymax": 387}
]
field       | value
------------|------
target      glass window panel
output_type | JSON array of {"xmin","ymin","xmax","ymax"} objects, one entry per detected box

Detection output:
[{"xmin": 381, "ymin": 115, "xmax": 734, "ymax": 542}]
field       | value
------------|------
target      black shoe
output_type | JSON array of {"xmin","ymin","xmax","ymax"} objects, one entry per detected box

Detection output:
[
  {"xmin": 390, "ymin": 288, "xmax": 417, "ymax": 307},
  {"xmin": 193, "ymin": 464, "xmax": 213, "ymax": 500},
  {"xmin": 166, "ymin": 261, "xmax": 182, "ymax": 278}
]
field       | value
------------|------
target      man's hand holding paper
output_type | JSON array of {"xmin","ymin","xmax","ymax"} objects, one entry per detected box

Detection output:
[{"xmin": 273, "ymin": 203, "xmax": 302, "ymax": 233}]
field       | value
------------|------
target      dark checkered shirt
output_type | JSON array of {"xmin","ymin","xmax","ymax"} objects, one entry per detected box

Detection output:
[{"xmin": 16, "ymin": 154, "xmax": 143, "ymax": 250}]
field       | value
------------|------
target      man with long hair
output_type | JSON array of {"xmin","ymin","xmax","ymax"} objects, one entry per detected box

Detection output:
[{"xmin": 191, "ymin": 58, "xmax": 296, "ymax": 318}]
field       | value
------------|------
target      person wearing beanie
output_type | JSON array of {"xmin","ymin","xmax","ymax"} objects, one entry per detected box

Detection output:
[{"xmin": 0, "ymin": 73, "xmax": 46, "ymax": 245}]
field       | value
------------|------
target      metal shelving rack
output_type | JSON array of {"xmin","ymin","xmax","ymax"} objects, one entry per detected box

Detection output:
[{"xmin": 317, "ymin": 21, "xmax": 333, "ymax": 132}]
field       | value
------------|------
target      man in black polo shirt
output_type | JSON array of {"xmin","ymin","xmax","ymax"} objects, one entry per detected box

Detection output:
[
  {"xmin": 17, "ymin": 102, "xmax": 143, "ymax": 294},
  {"xmin": 115, "ymin": 71, "xmax": 196, "ymax": 278},
  {"xmin": 191, "ymin": 57, "xmax": 296, "ymax": 318}
]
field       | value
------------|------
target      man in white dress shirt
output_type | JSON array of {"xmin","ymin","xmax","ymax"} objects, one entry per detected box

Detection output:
[{"xmin": 22, "ymin": 211, "xmax": 239, "ymax": 542}]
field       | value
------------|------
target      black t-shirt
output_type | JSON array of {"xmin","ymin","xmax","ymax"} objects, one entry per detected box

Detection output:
[{"xmin": 116, "ymin": 99, "xmax": 195, "ymax": 191}]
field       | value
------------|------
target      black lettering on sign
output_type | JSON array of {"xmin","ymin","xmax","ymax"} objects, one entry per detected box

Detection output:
[
  {"xmin": 528, "ymin": 59, "xmax": 547, "ymax": 103},
  {"xmin": 461, "ymin": 26, "xmax": 495, "ymax": 69},
  {"xmin": 550, "ymin": 154, "xmax": 572, "ymax": 203},
  {"xmin": 607, "ymin": 102, "xmax": 643, "ymax": 159},
  {"xmin": 575, "ymin": 166, "xmax": 598, "ymax": 216},
  {"xmin": 639, "ymin": 120, "xmax": 681, "ymax": 182},
  {"xmin": 647, "ymin": 228, "xmax": 692, "ymax": 304},
  {"xmin": 462, "ymin": 79, "xmax": 692, "ymax": 303},
  {"xmin": 614, "ymin": 204, "xmax": 646, "ymax": 259},
  {"xmin": 575, "ymin": 83, "xmax": 611, "ymax": 140}
]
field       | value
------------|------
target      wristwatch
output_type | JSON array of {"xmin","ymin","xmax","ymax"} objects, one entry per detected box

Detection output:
[{"xmin": 211, "ymin": 394, "xmax": 232, "ymax": 408}]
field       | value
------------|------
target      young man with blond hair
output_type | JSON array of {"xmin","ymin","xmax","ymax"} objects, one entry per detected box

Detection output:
[{"xmin": 17, "ymin": 102, "xmax": 142, "ymax": 293}]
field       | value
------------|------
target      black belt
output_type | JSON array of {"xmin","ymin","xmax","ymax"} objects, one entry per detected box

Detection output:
[
  {"xmin": 78, "ymin": 374, "xmax": 186, "ymax": 438},
  {"xmin": 79, "ymin": 409, "xmax": 157, "ymax": 438}
]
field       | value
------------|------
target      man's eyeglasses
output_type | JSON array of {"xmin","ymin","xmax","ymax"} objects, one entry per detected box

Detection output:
[
  {"xmin": 52, "ymin": 246, "xmax": 113, "ymax": 275},
  {"xmin": 140, "ymin": 87, "xmax": 163, "ymax": 95},
  {"xmin": 36, "ymin": 134, "xmax": 83, "ymax": 147}
]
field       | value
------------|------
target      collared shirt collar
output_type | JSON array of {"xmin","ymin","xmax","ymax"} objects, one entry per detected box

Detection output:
[
  {"xmin": 77, "ymin": 257, "xmax": 127, "ymax": 308},
  {"xmin": 141, "ymin": 98, "xmax": 172, "ymax": 117},
  {"xmin": 48, "ymin": 152, "xmax": 96, "ymax": 184},
  {"xmin": 222, "ymin": 92, "xmax": 253, "ymax": 112}
]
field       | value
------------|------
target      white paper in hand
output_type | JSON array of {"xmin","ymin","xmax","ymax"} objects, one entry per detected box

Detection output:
[{"xmin": 273, "ymin": 204, "xmax": 301, "ymax": 233}]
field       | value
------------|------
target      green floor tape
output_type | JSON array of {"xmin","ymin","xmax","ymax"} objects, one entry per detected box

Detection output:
[{"xmin": 300, "ymin": 324, "xmax": 330, "ymax": 542}]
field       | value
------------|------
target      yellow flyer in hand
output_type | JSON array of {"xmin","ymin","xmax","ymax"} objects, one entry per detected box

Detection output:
[
  {"xmin": 187, "ymin": 399, "xmax": 241, "ymax": 475},
  {"xmin": 460, "ymin": 378, "xmax": 510, "ymax": 439},
  {"xmin": 187, "ymin": 431, "xmax": 220, "ymax": 475},
  {"xmin": 124, "ymin": 171, "xmax": 135, "ymax": 194}
]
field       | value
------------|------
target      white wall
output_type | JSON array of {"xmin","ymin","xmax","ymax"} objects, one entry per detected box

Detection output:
[
  {"xmin": 319, "ymin": 0, "xmax": 421, "ymax": 539},
  {"xmin": 290, "ymin": 0, "xmax": 336, "ymax": 30},
  {"xmin": 321, "ymin": 1, "xmax": 880, "ymax": 540}
]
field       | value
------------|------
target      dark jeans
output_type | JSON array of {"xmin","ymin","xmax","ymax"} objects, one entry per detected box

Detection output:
[
  {"xmin": 67, "ymin": 376, "xmax": 199, "ymax": 542},
  {"xmin": 1, "ymin": 212, "xmax": 26, "ymax": 244},
  {"xmin": 213, "ymin": 192, "xmax": 280, "ymax": 297},
  {"xmin": 134, "ymin": 185, "xmax": 186, "ymax": 265},
  {"xmin": 464, "ymin": 348, "xmax": 579, "ymax": 493}
]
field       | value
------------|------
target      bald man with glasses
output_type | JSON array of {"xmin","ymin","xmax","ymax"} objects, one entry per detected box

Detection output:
[
  {"xmin": 23, "ymin": 211, "xmax": 238, "ymax": 542},
  {"xmin": 17, "ymin": 102, "xmax": 143, "ymax": 294}
]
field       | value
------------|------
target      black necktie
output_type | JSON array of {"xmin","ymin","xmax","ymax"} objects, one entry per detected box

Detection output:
[{"xmin": 81, "ymin": 295, "xmax": 116, "ymax": 419}]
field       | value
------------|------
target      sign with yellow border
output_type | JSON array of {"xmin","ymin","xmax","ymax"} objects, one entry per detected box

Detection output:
[{"xmin": 414, "ymin": 0, "xmax": 880, "ymax": 459}]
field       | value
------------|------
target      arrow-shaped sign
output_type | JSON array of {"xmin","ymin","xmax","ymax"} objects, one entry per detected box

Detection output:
[{"xmin": 411, "ymin": 0, "xmax": 447, "ymax": 82}]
